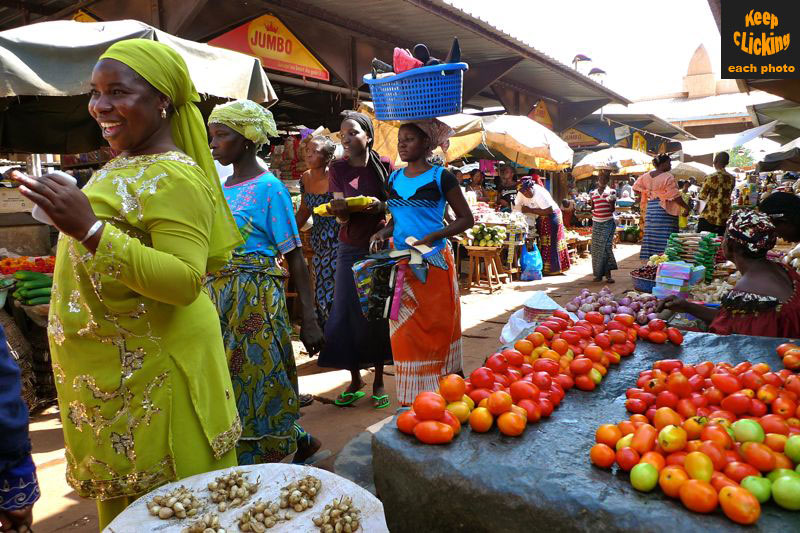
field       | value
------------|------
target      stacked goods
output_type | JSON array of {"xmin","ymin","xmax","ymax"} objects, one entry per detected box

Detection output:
[
  {"xmin": 652, "ymin": 261, "xmax": 705, "ymax": 299},
  {"xmin": 589, "ymin": 356, "xmax": 800, "ymax": 525},
  {"xmin": 399, "ymin": 310, "xmax": 640, "ymax": 443},
  {"xmin": 269, "ymin": 137, "xmax": 308, "ymax": 180},
  {"xmin": 0, "ymin": 256, "xmax": 55, "ymax": 275},
  {"xmin": 11, "ymin": 271, "xmax": 52, "ymax": 306},
  {"xmin": 466, "ymin": 224, "xmax": 506, "ymax": 247},
  {"xmin": 664, "ymin": 233, "xmax": 721, "ymax": 282}
]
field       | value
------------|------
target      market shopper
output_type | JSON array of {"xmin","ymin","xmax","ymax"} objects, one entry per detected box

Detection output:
[
  {"xmin": 295, "ymin": 136, "xmax": 339, "ymax": 329},
  {"xmin": 369, "ymin": 121, "xmax": 471, "ymax": 405},
  {"xmin": 317, "ymin": 111, "xmax": 393, "ymax": 409},
  {"xmin": 206, "ymin": 100, "xmax": 325, "ymax": 465},
  {"xmin": 697, "ymin": 151, "xmax": 735, "ymax": 235},
  {"xmin": 590, "ymin": 169, "xmax": 618, "ymax": 283},
  {"xmin": 514, "ymin": 175, "xmax": 571, "ymax": 275},
  {"xmin": 0, "ymin": 326, "xmax": 39, "ymax": 533},
  {"xmin": 658, "ymin": 210, "xmax": 800, "ymax": 338},
  {"xmin": 678, "ymin": 180, "xmax": 691, "ymax": 229},
  {"xmin": 14, "ymin": 39, "xmax": 243, "ymax": 528},
  {"xmin": 759, "ymin": 191, "xmax": 800, "ymax": 242},
  {"xmin": 633, "ymin": 154, "xmax": 690, "ymax": 260}
]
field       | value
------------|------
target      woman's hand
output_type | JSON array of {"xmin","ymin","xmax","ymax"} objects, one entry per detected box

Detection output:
[
  {"xmin": 362, "ymin": 199, "xmax": 384, "ymax": 215},
  {"xmin": 656, "ymin": 296, "xmax": 688, "ymax": 314},
  {"xmin": 299, "ymin": 316, "xmax": 324, "ymax": 357},
  {"xmin": 13, "ymin": 171, "xmax": 98, "ymax": 241},
  {"xmin": 412, "ymin": 233, "xmax": 437, "ymax": 247},
  {"xmin": 369, "ymin": 229, "xmax": 389, "ymax": 253},
  {"xmin": 329, "ymin": 198, "xmax": 350, "ymax": 219}
]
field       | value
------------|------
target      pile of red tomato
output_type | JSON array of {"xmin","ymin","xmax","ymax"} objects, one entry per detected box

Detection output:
[
  {"xmin": 590, "ymin": 357, "xmax": 800, "ymax": 525},
  {"xmin": 0, "ymin": 256, "xmax": 55, "ymax": 275},
  {"xmin": 634, "ymin": 318, "xmax": 684, "ymax": 346},
  {"xmin": 779, "ymin": 342, "xmax": 800, "ymax": 371},
  {"xmin": 398, "ymin": 310, "xmax": 646, "ymax": 443}
]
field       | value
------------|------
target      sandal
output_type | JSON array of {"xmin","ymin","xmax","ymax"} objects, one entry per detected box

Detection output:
[
  {"xmin": 334, "ymin": 390, "xmax": 366, "ymax": 407},
  {"xmin": 592, "ymin": 277, "xmax": 603, "ymax": 282},
  {"xmin": 299, "ymin": 394, "xmax": 314, "ymax": 407},
  {"xmin": 372, "ymin": 394, "xmax": 391, "ymax": 409},
  {"xmin": 606, "ymin": 277, "xmax": 615, "ymax": 284}
]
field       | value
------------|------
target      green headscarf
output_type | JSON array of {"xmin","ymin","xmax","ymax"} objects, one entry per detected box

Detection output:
[
  {"xmin": 208, "ymin": 100, "xmax": 277, "ymax": 147},
  {"xmin": 99, "ymin": 39, "xmax": 242, "ymax": 273}
]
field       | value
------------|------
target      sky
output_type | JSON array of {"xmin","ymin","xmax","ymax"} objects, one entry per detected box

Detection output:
[{"xmin": 447, "ymin": 0, "xmax": 722, "ymax": 100}]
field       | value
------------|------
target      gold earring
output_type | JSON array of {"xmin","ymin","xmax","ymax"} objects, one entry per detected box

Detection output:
[{"xmin": 160, "ymin": 108, "xmax": 167, "ymax": 119}]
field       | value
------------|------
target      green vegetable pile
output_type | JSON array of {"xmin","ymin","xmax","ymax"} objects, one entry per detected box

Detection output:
[
  {"xmin": 466, "ymin": 224, "xmax": 507, "ymax": 247},
  {"xmin": 12, "ymin": 270, "xmax": 52, "ymax": 306}
]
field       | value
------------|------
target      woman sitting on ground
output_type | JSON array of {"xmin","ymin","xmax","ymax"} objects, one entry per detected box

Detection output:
[{"xmin": 657, "ymin": 209, "xmax": 800, "ymax": 338}]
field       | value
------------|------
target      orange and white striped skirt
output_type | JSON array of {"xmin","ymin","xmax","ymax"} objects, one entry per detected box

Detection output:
[{"xmin": 390, "ymin": 246, "xmax": 463, "ymax": 405}]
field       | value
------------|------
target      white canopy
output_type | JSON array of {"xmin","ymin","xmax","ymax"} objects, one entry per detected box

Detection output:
[{"xmin": 572, "ymin": 147, "xmax": 653, "ymax": 180}]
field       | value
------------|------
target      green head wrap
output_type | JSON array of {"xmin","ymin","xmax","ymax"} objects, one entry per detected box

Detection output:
[
  {"xmin": 99, "ymin": 38, "xmax": 242, "ymax": 273},
  {"xmin": 208, "ymin": 100, "xmax": 278, "ymax": 147}
]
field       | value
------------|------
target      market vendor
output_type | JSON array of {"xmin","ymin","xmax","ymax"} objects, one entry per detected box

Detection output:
[
  {"xmin": 758, "ymin": 191, "xmax": 800, "ymax": 242},
  {"xmin": 466, "ymin": 169, "xmax": 488, "ymax": 201},
  {"xmin": 514, "ymin": 175, "xmax": 571, "ymax": 275},
  {"xmin": 658, "ymin": 209, "xmax": 800, "ymax": 338},
  {"xmin": 495, "ymin": 163, "xmax": 518, "ymax": 212}
]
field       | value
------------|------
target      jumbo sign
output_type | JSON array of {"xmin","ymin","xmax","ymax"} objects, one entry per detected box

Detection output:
[{"xmin": 210, "ymin": 15, "xmax": 329, "ymax": 81}]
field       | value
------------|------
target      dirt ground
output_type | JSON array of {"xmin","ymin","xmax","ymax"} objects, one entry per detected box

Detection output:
[{"xmin": 28, "ymin": 243, "xmax": 643, "ymax": 532}]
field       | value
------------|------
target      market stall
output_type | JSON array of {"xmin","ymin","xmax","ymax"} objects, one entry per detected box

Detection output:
[{"xmin": 373, "ymin": 331, "xmax": 800, "ymax": 532}]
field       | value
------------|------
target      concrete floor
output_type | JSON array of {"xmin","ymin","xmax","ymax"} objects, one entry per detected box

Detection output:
[{"xmin": 29, "ymin": 243, "xmax": 642, "ymax": 532}]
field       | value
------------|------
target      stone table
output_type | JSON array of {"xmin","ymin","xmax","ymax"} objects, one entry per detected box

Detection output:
[{"xmin": 373, "ymin": 332, "xmax": 800, "ymax": 533}]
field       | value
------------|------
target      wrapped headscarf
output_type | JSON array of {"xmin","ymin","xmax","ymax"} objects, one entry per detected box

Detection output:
[
  {"xmin": 726, "ymin": 209, "xmax": 777, "ymax": 256},
  {"xmin": 520, "ymin": 174, "xmax": 544, "ymax": 191},
  {"xmin": 403, "ymin": 120, "xmax": 455, "ymax": 156},
  {"xmin": 100, "ymin": 39, "xmax": 242, "ymax": 273},
  {"xmin": 340, "ymin": 110, "xmax": 389, "ymax": 200},
  {"xmin": 207, "ymin": 100, "xmax": 278, "ymax": 147}
]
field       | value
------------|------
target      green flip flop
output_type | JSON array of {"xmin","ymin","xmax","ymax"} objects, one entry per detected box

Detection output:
[
  {"xmin": 334, "ymin": 390, "xmax": 366, "ymax": 407},
  {"xmin": 372, "ymin": 394, "xmax": 391, "ymax": 409}
]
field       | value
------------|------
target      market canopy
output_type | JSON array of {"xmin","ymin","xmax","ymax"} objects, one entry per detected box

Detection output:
[
  {"xmin": 757, "ymin": 143, "xmax": 800, "ymax": 172},
  {"xmin": 482, "ymin": 115, "xmax": 573, "ymax": 171},
  {"xmin": 571, "ymin": 147, "xmax": 653, "ymax": 180},
  {"xmin": 670, "ymin": 161, "xmax": 716, "ymax": 181},
  {"xmin": 0, "ymin": 19, "xmax": 277, "ymax": 154},
  {"xmin": 680, "ymin": 121, "xmax": 779, "ymax": 157}
]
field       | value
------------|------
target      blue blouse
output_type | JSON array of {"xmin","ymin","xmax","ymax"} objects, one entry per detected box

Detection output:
[
  {"xmin": 223, "ymin": 171, "xmax": 301, "ymax": 257},
  {"xmin": 387, "ymin": 166, "xmax": 458, "ymax": 252}
]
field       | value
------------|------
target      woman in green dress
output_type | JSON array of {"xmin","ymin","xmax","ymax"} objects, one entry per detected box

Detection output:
[
  {"xmin": 206, "ymin": 100, "xmax": 325, "ymax": 465},
  {"xmin": 14, "ymin": 39, "xmax": 243, "ymax": 529}
]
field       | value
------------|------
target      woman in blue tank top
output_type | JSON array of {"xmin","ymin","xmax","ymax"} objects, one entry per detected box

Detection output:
[{"xmin": 369, "ymin": 122, "xmax": 474, "ymax": 405}]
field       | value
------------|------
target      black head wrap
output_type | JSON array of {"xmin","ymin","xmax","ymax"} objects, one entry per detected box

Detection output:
[
  {"xmin": 759, "ymin": 192, "xmax": 800, "ymax": 223},
  {"xmin": 340, "ymin": 110, "xmax": 389, "ymax": 200}
]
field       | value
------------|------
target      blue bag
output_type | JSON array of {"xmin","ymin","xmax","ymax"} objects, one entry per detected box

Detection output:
[{"xmin": 520, "ymin": 242, "xmax": 543, "ymax": 281}]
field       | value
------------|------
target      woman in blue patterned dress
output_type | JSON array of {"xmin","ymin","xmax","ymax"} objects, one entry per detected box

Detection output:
[
  {"xmin": 206, "ymin": 100, "xmax": 325, "ymax": 465},
  {"xmin": 296, "ymin": 136, "xmax": 338, "ymax": 328}
]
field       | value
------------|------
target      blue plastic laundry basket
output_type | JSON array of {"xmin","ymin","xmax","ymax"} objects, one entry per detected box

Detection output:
[{"xmin": 363, "ymin": 62, "xmax": 468, "ymax": 121}]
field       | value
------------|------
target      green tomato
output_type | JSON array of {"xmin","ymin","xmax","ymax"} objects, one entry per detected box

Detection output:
[
  {"xmin": 773, "ymin": 476, "xmax": 800, "ymax": 510},
  {"xmin": 785, "ymin": 435, "xmax": 800, "ymax": 463},
  {"xmin": 767, "ymin": 468, "xmax": 800, "ymax": 484},
  {"xmin": 630, "ymin": 462, "xmax": 659, "ymax": 492},
  {"xmin": 732, "ymin": 419, "xmax": 765, "ymax": 443},
  {"xmin": 741, "ymin": 475, "xmax": 771, "ymax": 503}
]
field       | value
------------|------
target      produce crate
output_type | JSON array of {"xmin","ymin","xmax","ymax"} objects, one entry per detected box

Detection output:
[{"xmin": 631, "ymin": 274, "xmax": 655, "ymax": 293}]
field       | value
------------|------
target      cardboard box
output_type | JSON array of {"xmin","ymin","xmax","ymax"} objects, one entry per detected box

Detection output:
[{"xmin": 0, "ymin": 187, "xmax": 34, "ymax": 214}]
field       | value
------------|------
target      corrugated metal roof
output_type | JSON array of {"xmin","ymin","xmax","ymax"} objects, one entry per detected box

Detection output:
[
  {"xmin": 581, "ymin": 113, "xmax": 696, "ymax": 140},
  {"xmin": 0, "ymin": 0, "xmax": 73, "ymax": 29},
  {"xmin": 293, "ymin": 0, "xmax": 629, "ymax": 105}
]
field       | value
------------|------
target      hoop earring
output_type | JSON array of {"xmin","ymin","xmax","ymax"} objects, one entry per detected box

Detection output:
[{"xmin": 160, "ymin": 108, "xmax": 167, "ymax": 119}]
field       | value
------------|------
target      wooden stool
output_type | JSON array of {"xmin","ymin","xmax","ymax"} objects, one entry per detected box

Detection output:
[{"xmin": 466, "ymin": 247, "xmax": 509, "ymax": 293}]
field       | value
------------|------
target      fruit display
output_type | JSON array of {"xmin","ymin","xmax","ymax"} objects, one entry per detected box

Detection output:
[
  {"xmin": 563, "ymin": 287, "xmax": 667, "ymax": 325},
  {"xmin": 399, "ymin": 310, "xmax": 641, "ymax": 442},
  {"xmin": 466, "ymin": 223, "xmax": 507, "ymax": 247},
  {"xmin": 778, "ymin": 343, "xmax": 800, "ymax": 371},
  {"xmin": 632, "ymin": 264, "xmax": 658, "ymax": 281},
  {"xmin": 590, "ymin": 356, "xmax": 800, "ymax": 526},
  {"xmin": 11, "ymin": 270, "xmax": 52, "ymax": 306},
  {"xmin": 633, "ymin": 319, "xmax": 684, "ymax": 346},
  {"xmin": 648, "ymin": 254, "xmax": 668, "ymax": 266},
  {"xmin": 0, "ymin": 256, "xmax": 54, "ymax": 275}
]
